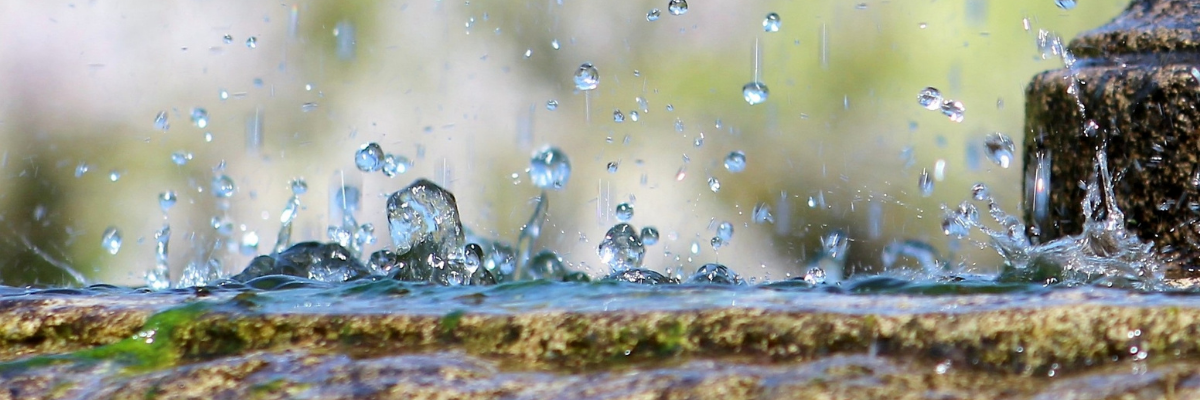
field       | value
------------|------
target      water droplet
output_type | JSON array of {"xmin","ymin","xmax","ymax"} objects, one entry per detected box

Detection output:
[
  {"xmin": 234, "ymin": 242, "xmax": 372, "ymax": 283},
  {"xmin": 240, "ymin": 231, "xmax": 260, "ymax": 255},
  {"xmin": 300, "ymin": 102, "xmax": 319, "ymax": 112},
  {"xmin": 724, "ymin": 151, "xmax": 747, "ymax": 172},
  {"xmin": 526, "ymin": 250, "xmax": 567, "ymax": 280},
  {"xmin": 605, "ymin": 162, "xmax": 619, "ymax": 173},
  {"xmin": 170, "ymin": 151, "xmax": 192, "ymax": 166},
  {"xmin": 940, "ymin": 100, "xmax": 965, "ymax": 122},
  {"xmin": 211, "ymin": 174, "xmax": 236, "ymax": 198},
  {"xmin": 1055, "ymin": 0, "xmax": 1076, "ymax": 10},
  {"xmin": 753, "ymin": 202, "xmax": 774, "ymax": 224},
  {"xmin": 154, "ymin": 111, "xmax": 169, "ymax": 131},
  {"xmin": 546, "ymin": 100, "xmax": 559, "ymax": 110},
  {"xmin": 550, "ymin": 39, "xmax": 560, "ymax": 50},
  {"xmin": 763, "ymin": 12, "xmax": 781, "ymax": 32},
  {"xmin": 972, "ymin": 183, "xmax": 990, "ymax": 201},
  {"xmin": 523, "ymin": 48, "xmax": 532, "ymax": 59},
  {"xmin": 612, "ymin": 109, "xmax": 625, "ymax": 123},
  {"xmin": 573, "ymin": 63, "xmax": 599, "ymax": 91},
  {"xmin": 1083, "ymin": 119, "xmax": 1099, "ymax": 137},
  {"xmin": 688, "ymin": 263, "xmax": 742, "ymax": 284},
  {"xmin": 74, "ymin": 162, "xmax": 90, "ymax": 178},
  {"xmin": 917, "ymin": 169, "xmax": 934, "ymax": 197},
  {"xmin": 716, "ymin": 221, "xmax": 734, "ymax": 241},
  {"xmin": 598, "ymin": 223, "xmax": 645, "ymax": 271},
  {"xmin": 674, "ymin": 119, "xmax": 685, "ymax": 132},
  {"xmin": 355, "ymin": 142, "xmax": 385, "ymax": 172},
  {"xmin": 223, "ymin": 34, "xmax": 233, "ymax": 44},
  {"xmin": 640, "ymin": 227, "xmax": 660, "ymax": 245},
  {"xmin": 666, "ymin": 104, "xmax": 675, "ymax": 112},
  {"xmin": 187, "ymin": 108, "xmax": 209, "ymax": 129},
  {"xmin": 204, "ymin": 132, "xmax": 214, "ymax": 142},
  {"xmin": 108, "ymin": 170, "xmax": 121, "ymax": 182},
  {"xmin": 629, "ymin": 111, "xmax": 639, "ymax": 122},
  {"xmin": 101, "ymin": 227, "xmax": 122, "ymax": 255},
  {"xmin": 290, "ymin": 178, "xmax": 308, "ymax": 195},
  {"xmin": 529, "ymin": 146, "xmax": 571, "ymax": 190},
  {"xmin": 218, "ymin": 89, "xmax": 229, "ymax": 100},
  {"xmin": 804, "ymin": 266, "xmax": 826, "ymax": 285},
  {"xmin": 245, "ymin": 36, "xmax": 257, "ymax": 48},
  {"xmin": 636, "ymin": 96, "xmax": 649, "ymax": 112},
  {"xmin": 382, "ymin": 154, "xmax": 411, "ymax": 177},
  {"xmin": 615, "ymin": 203, "xmax": 634, "ymax": 221},
  {"xmin": 742, "ymin": 82, "xmax": 769, "ymax": 105},
  {"xmin": 355, "ymin": 223, "xmax": 376, "ymax": 248},
  {"xmin": 917, "ymin": 87, "xmax": 942, "ymax": 111},
  {"xmin": 984, "ymin": 132, "xmax": 1015, "ymax": 168},
  {"xmin": 647, "ymin": 8, "xmax": 661, "ymax": 21},
  {"xmin": 693, "ymin": 136, "xmax": 704, "ymax": 147},
  {"xmin": 708, "ymin": 176, "xmax": 721, "ymax": 192},
  {"xmin": 386, "ymin": 179, "xmax": 465, "ymax": 259},
  {"xmin": 667, "ymin": 0, "xmax": 688, "ymax": 15},
  {"xmin": 158, "ymin": 191, "xmax": 177, "ymax": 212}
]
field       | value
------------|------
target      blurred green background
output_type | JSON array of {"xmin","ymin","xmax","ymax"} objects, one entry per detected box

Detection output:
[{"xmin": 0, "ymin": 0, "xmax": 1128, "ymax": 286}]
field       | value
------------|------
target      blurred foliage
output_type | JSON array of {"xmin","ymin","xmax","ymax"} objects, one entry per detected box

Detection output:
[{"xmin": 0, "ymin": 0, "xmax": 1130, "ymax": 286}]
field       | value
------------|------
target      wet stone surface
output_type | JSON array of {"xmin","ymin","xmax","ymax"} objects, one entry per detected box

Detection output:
[
  {"xmin": 1024, "ymin": 0, "xmax": 1200, "ymax": 278},
  {"xmin": 3, "ymin": 283, "xmax": 1200, "ymax": 398}
]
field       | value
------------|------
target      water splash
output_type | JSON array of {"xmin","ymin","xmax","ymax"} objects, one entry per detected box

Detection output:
[{"xmin": 953, "ymin": 148, "xmax": 1164, "ymax": 290}]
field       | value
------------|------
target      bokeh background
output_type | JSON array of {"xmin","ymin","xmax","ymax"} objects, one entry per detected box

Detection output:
[{"xmin": 0, "ymin": 0, "xmax": 1129, "ymax": 286}]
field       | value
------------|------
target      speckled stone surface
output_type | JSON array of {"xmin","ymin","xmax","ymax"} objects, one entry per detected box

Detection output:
[
  {"xmin": 3, "ymin": 288, "xmax": 1200, "ymax": 398},
  {"xmin": 1024, "ymin": 0, "xmax": 1200, "ymax": 278}
]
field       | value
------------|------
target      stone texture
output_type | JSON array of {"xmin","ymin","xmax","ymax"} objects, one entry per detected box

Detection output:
[
  {"xmin": 1024, "ymin": 0, "xmax": 1200, "ymax": 278},
  {"xmin": 2, "ymin": 289, "xmax": 1200, "ymax": 398}
]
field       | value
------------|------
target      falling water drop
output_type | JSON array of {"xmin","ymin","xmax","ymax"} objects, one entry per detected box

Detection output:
[
  {"xmin": 917, "ymin": 87, "xmax": 942, "ymax": 111},
  {"xmin": 917, "ymin": 169, "xmax": 934, "ymax": 197},
  {"xmin": 290, "ymin": 178, "xmax": 308, "ymax": 195},
  {"xmin": 742, "ymin": 82, "xmax": 769, "ymax": 105},
  {"xmin": 940, "ymin": 100, "xmax": 965, "ymax": 122},
  {"xmin": 647, "ymin": 8, "xmax": 661, "ymax": 21},
  {"xmin": 382, "ymin": 154, "xmax": 411, "ymax": 177},
  {"xmin": 641, "ymin": 227, "xmax": 660, "ymax": 245},
  {"xmin": 724, "ymin": 151, "xmax": 747, "ymax": 172},
  {"xmin": 667, "ymin": 0, "xmax": 688, "ymax": 15},
  {"xmin": 75, "ymin": 162, "xmax": 90, "ymax": 178},
  {"xmin": 355, "ymin": 142, "xmax": 385, "ymax": 172},
  {"xmin": 154, "ymin": 111, "xmax": 169, "ymax": 131},
  {"xmin": 212, "ymin": 174, "xmax": 236, "ymax": 198},
  {"xmin": 158, "ymin": 191, "xmax": 177, "ymax": 212},
  {"xmin": 245, "ymin": 36, "xmax": 258, "ymax": 48},
  {"xmin": 753, "ymin": 202, "xmax": 774, "ymax": 223},
  {"xmin": 223, "ymin": 34, "xmax": 233, "ymax": 44},
  {"xmin": 629, "ymin": 111, "xmax": 639, "ymax": 121},
  {"xmin": 612, "ymin": 109, "xmax": 625, "ymax": 123},
  {"xmin": 170, "ymin": 151, "xmax": 192, "ymax": 166},
  {"xmin": 550, "ymin": 39, "xmax": 560, "ymax": 50},
  {"xmin": 763, "ymin": 12, "xmax": 781, "ymax": 32},
  {"xmin": 529, "ymin": 146, "xmax": 572, "ymax": 190},
  {"xmin": 1055, "ymin": 0, "xmax": 1076, "ymax": 10},
  {"xmin": 1083, "ymin": 119, "xmax": 1099, "ymax": 137},
  {"xmin": 574, "ymin": 63, "xmax": 600, "ymax": 91},
  {"xmin": 615, "ymin": 203, "xmax": 634, "ymax": 221},
  {"xmin": 971, "ymin": 183, "xmax": 990, "ymax": 201},
  {"xmin": 546, "ymin": 100, "xmax": 559, "ymax": 110},
  {"xmin": 708, "ymin": 176, "xmax": 721, "ymax": 192},
  {"xmin": 598, "ymin": 223, "xmax": 645, "ymax": 271},
  {"xmin": 101, "ymin": 227, "xmax": 122, "ymax": 255},
  {"xmin": 190, "ymin": 108, "xmax": 208, "ymax": 128},
  {"xmin": 716, "ymin": 221, "xmax": 734, "ymax": 241},
  {"xmin": 984, "ymin": 132, "xmax": 1016, "ymax": 168}
]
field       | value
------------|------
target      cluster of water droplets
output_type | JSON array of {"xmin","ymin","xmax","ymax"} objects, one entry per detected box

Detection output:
[
  {"xmin": 916, "ymin": 87, "xmax": 965, "ymax": 123},
  {"xmin": 354, "ymin": 142, "xmax": 411, "ymax": 177}
]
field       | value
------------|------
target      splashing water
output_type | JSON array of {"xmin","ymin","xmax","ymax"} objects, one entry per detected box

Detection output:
[{"xmin": 951, "ymin": 148, "xmax": 1164, "ymax": 290}]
